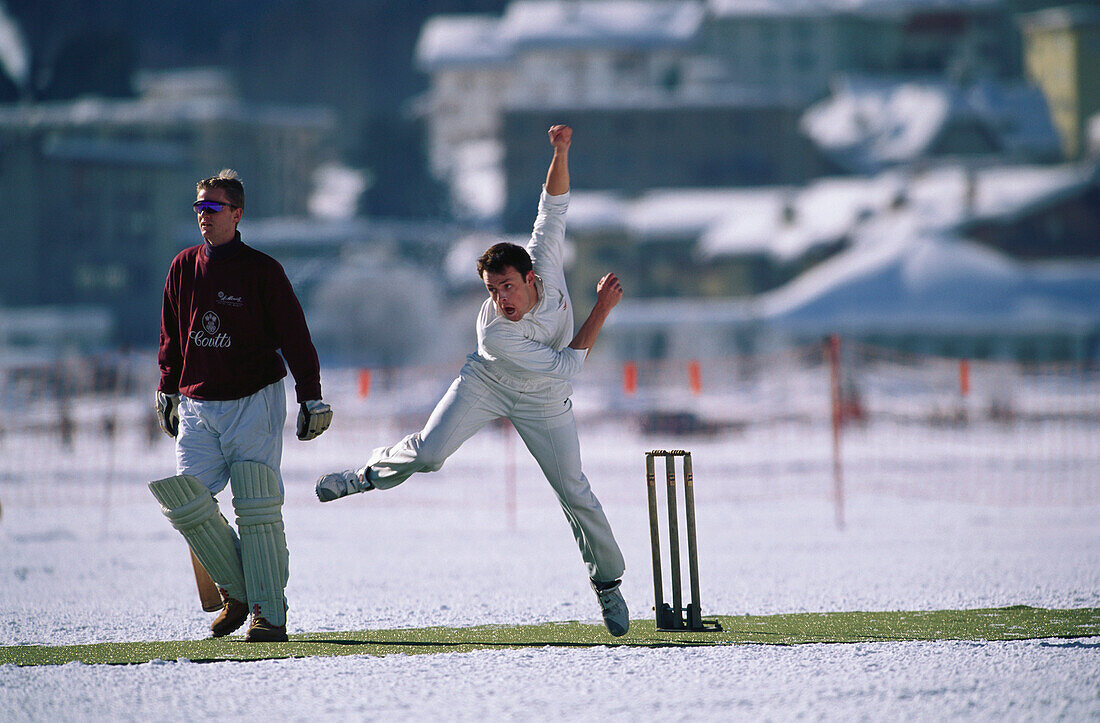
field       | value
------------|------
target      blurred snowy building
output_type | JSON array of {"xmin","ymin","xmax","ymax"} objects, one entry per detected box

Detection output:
[
  {"xmin": 755, "ymin": 233, "xmax": 1100, "ymax": 361},
  {"xmin": 0, "ymin": 307, "xmax": 114, "ymax": 364},
  {"xmin": 959, "ymin": 162, "xmax": 1100, "ymax": 258},
  {"xmin": 606, "ymin": 238, "xmax": 1100, "ymax": 363},
  {"xmin": 415, "ymin": 0, "xmax": 1028, "ymax": 226},
  {"xmin": 500, "ymin": 95, "xmax": 831, "ymax": 231},
  {"xmin": 416, "ymin": 1, "xmax": 712, "ymax": 224},
  {"xmin": 415, "ymin": 13, "xmax": 515, "ymax": 186},
  {"xmin": 0, "ymin": 68, "xmax": 337, "ymax": 348},
  {"xmin": 703, "ymin": 0, "xmax": 1020, "ymax": 98},
  {"xmin": 568, "ymin": 161, "xmax": 1096, "ymax": 296},
  {"xmin": 231, "ymin": 215, "xmax": 468, "ymax": 365},
  {"xmin": 1020, "ymin": 5, "xmax": 1100, "ymax": 160},
  {"xmin": 590, "ymin": 160, "xmax": 1100, "ymax": 361},
  {"xmin": 801, "ymin": 76, "xmax": 1062, "ymax": 173}
]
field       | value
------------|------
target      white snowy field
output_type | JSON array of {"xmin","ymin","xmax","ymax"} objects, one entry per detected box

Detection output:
[{"xmin": 1, "ymin": 416, "xmax": 1099, "ymax": 720}]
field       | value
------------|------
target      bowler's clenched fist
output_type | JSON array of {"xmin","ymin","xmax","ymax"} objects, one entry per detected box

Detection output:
[
  {"xmin": 548, "ymin": 124, "xmax": 572, "ymax": 149},
  {"xmin": 595, "ymin": 272, "xmax": 623, "ymax": 309}
]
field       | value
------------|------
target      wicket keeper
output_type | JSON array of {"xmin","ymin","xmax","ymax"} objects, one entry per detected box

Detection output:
[
  {"xmin": 151, "ymin": 170, "xmax": 332, "ymax": 642},
  {"xmin": 316, "ymin": 125, "xmax": 629, "ymax": 636}
]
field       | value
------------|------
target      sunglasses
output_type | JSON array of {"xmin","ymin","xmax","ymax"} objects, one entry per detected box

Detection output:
[{"xmin": 193, "ymin": 200, "xmax": 236, "ymax": 214}]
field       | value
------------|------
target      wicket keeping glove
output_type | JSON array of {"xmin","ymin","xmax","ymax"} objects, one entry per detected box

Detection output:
[
  {"xmin": 155, "ymin": 391, "xmax": 180, "ymax": 438},
  {"xmin": 297, "ymin": 399, "xmax": 332, "ymax": 441}
]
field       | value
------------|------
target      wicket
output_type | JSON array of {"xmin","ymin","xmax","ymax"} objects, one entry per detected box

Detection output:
[{"xmin": 645, "ymin": 450, "xmax": 722, "ymax": 632}]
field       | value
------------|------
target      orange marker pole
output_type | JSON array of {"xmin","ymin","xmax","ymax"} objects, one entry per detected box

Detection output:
[
  {"xmin": 688, "ymin": 360, "xmax": 702, "ymax": 395},
  {"xmin": 623, "ymin": 361, "xmax": 638, "ymax": 396}
]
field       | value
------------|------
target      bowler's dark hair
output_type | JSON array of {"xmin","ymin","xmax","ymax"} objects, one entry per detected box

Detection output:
[
  {"xmin": 477, "ymin": 242, "xmax": 532, "ymax": 278},
  {"xmin": 196, "ymin": 168, "xmax": 245, "ymax": 208}
]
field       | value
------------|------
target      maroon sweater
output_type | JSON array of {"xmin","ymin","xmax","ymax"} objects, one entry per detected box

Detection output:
[{"xmin": 158, "ymin": 233, "xmax": 322, "ymax": 403}]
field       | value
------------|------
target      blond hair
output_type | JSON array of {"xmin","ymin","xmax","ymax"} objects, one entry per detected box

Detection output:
[{"xmin": 196, "ymin": 168, "xmax": 245, "ymax": 208}]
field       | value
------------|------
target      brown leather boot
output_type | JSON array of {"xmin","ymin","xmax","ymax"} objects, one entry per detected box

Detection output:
[
  {"xmin": 244, "ymin": 604, "xmax": 288, "ymax": 642},
  {"xmin": 210, "ymin": 589, "xmax": 249, "ymax": 638}
]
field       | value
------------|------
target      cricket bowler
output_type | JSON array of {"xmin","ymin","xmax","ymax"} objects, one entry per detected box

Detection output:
[{"xmin": 316, "ymin": 125, "xmax": 629, "ymax": 636}]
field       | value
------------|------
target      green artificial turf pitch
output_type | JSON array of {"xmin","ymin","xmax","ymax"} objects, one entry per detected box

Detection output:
[{"xmin": 3, "ymin": 606, "xmax": 1097, "ymax": 666}]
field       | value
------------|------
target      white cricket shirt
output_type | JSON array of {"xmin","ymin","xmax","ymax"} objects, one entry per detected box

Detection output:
[{"xmin": 467, "ymin": 188, "xmax": 585, "ymax": 395}]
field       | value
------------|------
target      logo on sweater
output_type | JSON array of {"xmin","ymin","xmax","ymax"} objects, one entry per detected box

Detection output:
[
  {"xmin": 190, "ymin": 311, "xmax": 232, "ymax": 348},
  {"xmin": 216, "ymin": 291, "xmax": 243, "ymax": 308}
]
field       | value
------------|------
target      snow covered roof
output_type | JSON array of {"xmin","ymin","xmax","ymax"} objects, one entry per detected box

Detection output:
[
  {"xmin": 567, "ymin": 190, "xmax": 630, "ymax": 234},
  {"xmin": 707, "ymin": 0, "xmax": 1001, "ymax": 19},
  {"xmin": 697, "ymin": 175, "xmax": 904, "ymax": 262},
  {"xmin": 133, "ymin": 68, "xmax": 237, "ymax": 101},
  {"xmin": 568, "ymin": 187, "xmax": 786, "ymax": 247},
  {"xmin": 416, "ymin": 14, "xmax": 514, "ymax": 71},
  {"xmin": 0, "ymin": 87, "xmax": 335, "ymax": 131},
  {"xmin": 574, "ymin": 161, "xmax": 1094, "ymax": 268},
  {"xmin": 591, "ymin": 158, "xmax": 1099, "ymax": 337},
  {"xmin": 308, "ymin": 163, "xmax": 370, "ymax": 221},
  {"xmin": 864, "ymin": 163, "xmax": 1095, "ymax": 234},
  {"xmin": 449, "ymin": 140, "xmax": 507, "ymax": 222},
  {"xmin": 721, "ymin": 163, "xmax": 1100, "ymax": 333},
  {"xmin": 500, "ymin": 0, "xmax": 705, "ymax": 50},
  {"xmin": 506, "ymin": 83, "xmax": 804, "ymax": 111},
  {"xmin": 758, "ymin": 232, "xmax": 1100, "ymax": 333},
  {"xmin": 627, "ymin": 187, "xmax": 784, "ymax": 241},
  {"xmin": 961, "ymin": 163, "xmax": 1098, "ymax": 224},
  {"xmin": 0, "ymin": 1, "xmax": 29, "ymax": 90},
  {"xmin": 610, "ymin": 230, "xmax": 1100, "ymax": 336},
  {"xmin": 417, "ymin": 1, "xmax": 706, "ymax": 72},
  {"xmin": 801, "ymin": 77, "xmax": 1061, "ymax": 173},
  {"xmin": 236, "ymin": 217, "xmax": 458, "ymax": 251},
  {"xmin": 707, "ymin": 0, "xmax": 854, "ymax": 18}
]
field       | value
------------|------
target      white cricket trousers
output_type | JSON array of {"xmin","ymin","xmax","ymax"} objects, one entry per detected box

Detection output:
[
  {"xmin": 176, "ymin": 379, "xmax": 286, "ymax": 495},
  {"xmin": 366, "ymin": 363, "xmax": 626, "ymax": 583}
]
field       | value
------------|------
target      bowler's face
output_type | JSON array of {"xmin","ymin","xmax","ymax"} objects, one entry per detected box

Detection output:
[
  {"xmin": 195, "ymin": 188, "xmax": 242, "ymax": 246},
  {"xmin": 483, "ymin": 266, "xmax": 537, "ymax": 322}
]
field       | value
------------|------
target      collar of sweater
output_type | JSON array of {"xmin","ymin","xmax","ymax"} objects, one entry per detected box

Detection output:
[{"xmin": 203, "ymin": 232, "xmax": 244, "ymax": 262}]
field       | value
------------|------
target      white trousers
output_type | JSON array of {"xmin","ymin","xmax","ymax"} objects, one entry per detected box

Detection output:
[
  {"xmin": 366, "ymin": 363, "xmax": 625, "ymax": 583},
  {"xmin": 176, "ymin": 379, "xmax": 286, "ymax": 495}
]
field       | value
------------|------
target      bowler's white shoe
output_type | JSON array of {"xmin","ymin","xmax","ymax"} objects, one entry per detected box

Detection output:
[
  {"xmin": 592, "ymin": 579, "xmax": 629, "ymax": 637},
  {"xmin": 315, "ymin": 468, "xmax": 373, "ymax": 502}
]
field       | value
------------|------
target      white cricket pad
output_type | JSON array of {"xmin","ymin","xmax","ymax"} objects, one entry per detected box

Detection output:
[
  {"xmin": 148, "ymin": 474, "xmax": 246, "ymax": 602},
  {"xmin": 229, "ymin": 461, "xmax": 288, "ymax": 626}
]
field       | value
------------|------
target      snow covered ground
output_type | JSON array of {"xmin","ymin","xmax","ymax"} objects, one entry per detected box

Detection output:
[{"xmin": 2, "ymin": 416, "xmax": 1098, "ymax": 720}]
